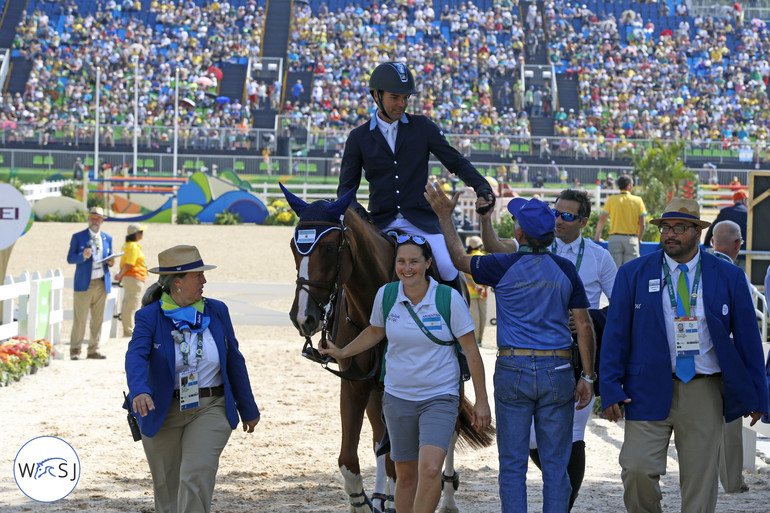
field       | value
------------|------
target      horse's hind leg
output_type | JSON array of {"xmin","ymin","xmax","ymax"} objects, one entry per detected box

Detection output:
[
  {"xmin": 340, "ymin": 380, "xmax": 375, "ymax": 513},
  {"xmin": 438, "ymin": 430, "xmax": 460, "ymax": 513}
]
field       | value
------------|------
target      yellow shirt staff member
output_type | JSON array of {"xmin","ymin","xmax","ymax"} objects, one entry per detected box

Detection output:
[
  {"xmin": 594, "ymin": 174, "xmax": 647, "ymax": 268},
  {"xmin": 115, "ymin": 223, "xmax": 147, "ymax": 337}
]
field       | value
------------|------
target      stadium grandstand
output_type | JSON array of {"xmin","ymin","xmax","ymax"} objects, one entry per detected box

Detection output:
[{"xmin": 0, "ymin": 0, "xmax": 769, "ymax": 180}]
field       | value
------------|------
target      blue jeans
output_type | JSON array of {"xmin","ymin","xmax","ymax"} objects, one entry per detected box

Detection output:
[{"xmin": 494, "ymin": 354, "xmax": 576, "ymax": 513}]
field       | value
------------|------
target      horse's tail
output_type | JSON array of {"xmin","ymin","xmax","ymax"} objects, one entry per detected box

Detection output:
[{"xmin": 456, "ymin": 395, "xmax": 496, "ymax": 450}]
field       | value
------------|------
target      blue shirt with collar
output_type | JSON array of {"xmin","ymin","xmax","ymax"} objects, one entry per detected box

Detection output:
[{"xmin": 471, "ymin": 250, "xmax": 589, "ymax": 351}]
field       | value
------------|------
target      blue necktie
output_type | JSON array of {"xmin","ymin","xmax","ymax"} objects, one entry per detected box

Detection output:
[{"xmin": 675, "ymin": 263, "xmax": 696, "ymax": 382}]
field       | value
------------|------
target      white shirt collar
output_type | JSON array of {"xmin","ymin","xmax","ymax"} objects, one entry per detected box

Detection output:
[
  {"xmin": 559, "ymin": 235, "xmax": 582, "ymax": 253},
  {"xmin": 663, "ymin": 250, "xmax": 700, "ymax": 273}
]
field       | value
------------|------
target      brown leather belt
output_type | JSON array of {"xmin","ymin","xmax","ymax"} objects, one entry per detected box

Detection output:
[
  {"xmin": 672, "ymin": 373, "xmax": 722, "ymax": 382},
  {"xmin": 173, "ymin": 385, "xmax": 225, "ymax": 399},
  {"xmin": 497, "ymin": 348, "xmax": 571, "ymax": 359}
]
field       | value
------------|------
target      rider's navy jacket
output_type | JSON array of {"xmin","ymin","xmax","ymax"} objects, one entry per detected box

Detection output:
[{"xmin": 337, "ymin": 113, "xmax": 492, "ymax": 234}]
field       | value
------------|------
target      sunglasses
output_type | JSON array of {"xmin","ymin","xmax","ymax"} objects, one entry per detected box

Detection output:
[
  {"xmin": 552, "ymin": 209, "xmax": 585, "ymax": 222},
  {"xmin": 395, "ymin": 233, "xmax": 427, "ymax": 245}
]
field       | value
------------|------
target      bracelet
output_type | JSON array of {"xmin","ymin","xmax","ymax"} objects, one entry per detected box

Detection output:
[{"xmin": 580, "ymin": 372, "xmax": 597, "ymax": 384}]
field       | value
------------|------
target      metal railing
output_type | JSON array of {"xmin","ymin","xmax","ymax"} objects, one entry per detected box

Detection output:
[{"xmin": 2, "ymin": 120, "xmax": 767, "ymax": 166}]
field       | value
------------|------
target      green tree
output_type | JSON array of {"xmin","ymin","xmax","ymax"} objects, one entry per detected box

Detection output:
[{"xmin": 631, "ymin": 139, "xmax": 696, "ymax": 218}]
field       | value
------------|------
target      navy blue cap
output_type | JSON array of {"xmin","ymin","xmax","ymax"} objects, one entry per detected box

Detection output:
[{"xmin": 506, "ymin": 197, "xmax": 555, "ymax": 239}]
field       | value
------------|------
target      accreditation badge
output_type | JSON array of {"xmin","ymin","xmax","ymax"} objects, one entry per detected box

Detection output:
[
  {"xmin": 179, "ymin": 371, "xmax": 200, "ymax": 411},
  {"xmin": 673, "ymin": 316, "xmax": 700, "ymax": 356}
]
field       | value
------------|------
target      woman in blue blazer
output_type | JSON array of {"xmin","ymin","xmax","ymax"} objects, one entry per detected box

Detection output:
[{"xmin": 125, "ymin": 245, "xmax": 260, "ymax": 513}]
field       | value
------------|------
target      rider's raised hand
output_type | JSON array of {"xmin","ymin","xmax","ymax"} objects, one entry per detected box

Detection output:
[
  {"xmin": 475, "ymin": 196, "xmax": 494, "ymax": 220},
  {"xmin": 475, "ymin": 189, "xmax": 496, "ymax": 216}
]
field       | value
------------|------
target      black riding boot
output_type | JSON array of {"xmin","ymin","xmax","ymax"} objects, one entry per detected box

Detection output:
[
  {"xmin": 566, "ymin": 440, "xmax": 586, "ymax": 510},
  {"xmin": 529, "ymin": 440, "xmax": 586, "ymax": 511}
]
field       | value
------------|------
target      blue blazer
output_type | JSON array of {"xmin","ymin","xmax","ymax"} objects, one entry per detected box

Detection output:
[
  {"xmin": 600, "ymin": 249, "xmax": 768, "ymax": 423},
  {"xmin": 337, "ymin": 113, "xmax": 493, "ymax": 233},
  {"xmin": 125, "ymin": 299, "xmax": 260, "ymax": 437},
  {"xmin": 66, "ymin": 229, "xmax": 113, "ymax": 292}
]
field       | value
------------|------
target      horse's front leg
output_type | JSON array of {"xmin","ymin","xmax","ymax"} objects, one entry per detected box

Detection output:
[
  {"xmin": 340, "ymin": 380, "xmax": 375, "ymax": 513},
  {"xmin": 366, "ymin": 388, "xmax": 396, "ymax": 513},
  {"xmin": 438, "ymin": 430, "xmax": 460, "ymax": 513}
]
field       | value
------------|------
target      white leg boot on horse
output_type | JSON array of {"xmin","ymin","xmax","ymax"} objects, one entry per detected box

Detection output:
[
  {"xmin": 342, "ymin": 466, "xmax": 375, "ymax": 513},
  {"xmin": 372, "ymin": 450, "xmax": 396, "ymax": 513},
  {"xmin": 438, "ymin": 431, "xmax": 461, "ymax": 513}
]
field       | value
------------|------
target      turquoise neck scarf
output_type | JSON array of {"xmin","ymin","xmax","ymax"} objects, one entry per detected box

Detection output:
[{"xmin": 160, "ymin": 292, "xmax": 210, "ymax": 333}]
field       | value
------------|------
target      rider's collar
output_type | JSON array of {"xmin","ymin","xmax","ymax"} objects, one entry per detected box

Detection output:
[{"xmin": 369, "ymin": 111, "xmax": 409, "ymax": 131}]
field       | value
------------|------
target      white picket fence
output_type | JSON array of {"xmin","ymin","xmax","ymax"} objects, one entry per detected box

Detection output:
[
  {"xmin": 20, "ymin": 180, "xmax": 73, "ymax": 203},
  {"xmin": 0, "ymin": 269, "xmax": 65, "ymax": 345}
]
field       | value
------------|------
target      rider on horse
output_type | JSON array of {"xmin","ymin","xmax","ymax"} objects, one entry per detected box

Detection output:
[{"xmin": 337, "ymin": 61, "xmax": 496, "ymax": 292}]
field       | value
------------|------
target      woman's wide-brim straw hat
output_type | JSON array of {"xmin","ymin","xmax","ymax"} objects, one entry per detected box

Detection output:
[{"xmin": 148, "ymin": 245, "xmax": 217, "ymax": 275}]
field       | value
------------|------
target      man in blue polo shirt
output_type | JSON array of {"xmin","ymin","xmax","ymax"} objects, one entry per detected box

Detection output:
[{"xmin": 425, "ymin": 184, "xmax": 595, "ymax": 512}]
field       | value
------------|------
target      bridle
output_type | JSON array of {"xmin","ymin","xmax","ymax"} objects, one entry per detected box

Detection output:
[{"xmin": 293, "ymin": 216, "xmax": 378, "ymax": 380}]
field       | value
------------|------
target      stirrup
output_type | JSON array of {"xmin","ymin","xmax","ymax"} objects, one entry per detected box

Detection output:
[{"xmin": 441, "ymin": 471, "xmax": 460, "ymax": 490}]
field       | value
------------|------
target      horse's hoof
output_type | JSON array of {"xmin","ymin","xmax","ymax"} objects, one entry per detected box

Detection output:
[{"xmin": 438, "ymin": 508, "xmax": 459, "ymax": 513}]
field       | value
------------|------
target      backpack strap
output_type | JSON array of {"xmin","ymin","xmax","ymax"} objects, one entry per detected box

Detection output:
[
  {"xmin": 379, "ymin": 281, "xmax": 400, "ymax": 383},
  {"xmin": 382, "ymin": 281, "xmax": 400, "ymax": 320},
  {"xmin": 434, "ymin": 284, "xmax": 454, "ymax": 340}
]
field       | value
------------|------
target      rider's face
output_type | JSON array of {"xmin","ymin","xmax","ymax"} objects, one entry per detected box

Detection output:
[{"xmin": 378, "ymin": 92, "xmax": 410, "ymax": 121}]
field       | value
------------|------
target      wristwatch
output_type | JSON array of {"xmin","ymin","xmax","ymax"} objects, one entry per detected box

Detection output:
[{"xmin": 580, "ymin": 371, "xmax": 597, "ymax": 384}]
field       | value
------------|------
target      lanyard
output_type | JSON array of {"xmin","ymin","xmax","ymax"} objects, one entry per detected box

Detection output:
[
  {"xmin": 552, "ymin": 238, "xmax": 585, "ymax": 272},
  {"xmin": 662, "ymin": 256, "xmax": 701, "ymax": 311},
  {"xmin": 179, "ymin": 332, "xmax": 204, "ymax": 367}
]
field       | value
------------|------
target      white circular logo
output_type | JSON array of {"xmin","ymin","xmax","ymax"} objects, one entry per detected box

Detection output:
[{"xmin": 13, "ymin": 436, "xmax": 80, "ymax": 502}]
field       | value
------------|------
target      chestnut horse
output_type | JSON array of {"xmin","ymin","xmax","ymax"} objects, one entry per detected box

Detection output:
[{"xmin": 281, "ymin": 184, "xmax": 494, "ymax": 513}]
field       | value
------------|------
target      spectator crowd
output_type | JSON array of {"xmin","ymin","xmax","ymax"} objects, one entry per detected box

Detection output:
[{"xmin": 4, "ymin": 0, "xmax": 770, "ymax": 161}]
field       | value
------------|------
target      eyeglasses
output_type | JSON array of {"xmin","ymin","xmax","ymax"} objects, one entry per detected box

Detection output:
[
  {"xmin": 552, "ymin": 209, "xmax": 585, "ymax": 222},
  {"xmin": 659, "ymin": 224, "xmax": 694, "ymax": 235},
  {"xmin": 395, "ymin": 233, "xmax": 427, "ymax": 245}
]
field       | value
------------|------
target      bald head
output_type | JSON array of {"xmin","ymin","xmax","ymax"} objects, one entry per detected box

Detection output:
[{"xmin": 711, "ymin": 220, "xmax": 743, "ymax": 261}]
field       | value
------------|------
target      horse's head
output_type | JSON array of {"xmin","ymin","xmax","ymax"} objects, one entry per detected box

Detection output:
[{"xmin": 281, "ymin": 184, "xmax": 356, "ymax": 336}]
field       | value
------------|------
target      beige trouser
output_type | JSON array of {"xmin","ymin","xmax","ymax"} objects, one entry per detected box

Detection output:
[
  {"xmin": 469, "ymin": 296, "xmax": 487, "ymax": 343},
  {"xmin": 608, "ymin": 234, "xmax": 640, "ymax": 268},
  {"xmin": 620, "ymin": 376, "xmax": 723, "ymax": 513},
  {"xmin": 70, "ymin": 278, "xmax": 107, "ymax": 357},
  {"xmin": 719, "ymin": 417, "xmax": 747, "ymax": 493},
  {"xmin": 142, "ymin": 396, "xmax": 232, "ymax": 513},
  {"xmin": 120, "ymin": 276, "xmax": 144, "ymax": 336}
]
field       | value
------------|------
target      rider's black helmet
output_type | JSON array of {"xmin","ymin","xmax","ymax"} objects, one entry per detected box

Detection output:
[{"xmin": 368, "ymin": 62, "xmax": 417, "ymax": 95}]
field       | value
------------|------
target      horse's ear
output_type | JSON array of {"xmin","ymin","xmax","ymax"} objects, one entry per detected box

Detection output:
[
  {"xmin": 326, "ymin": 187, "xmax": 357, "ymax": 219},
  {"xmin": 280, "ymin": 183, "xmax": 308, "ymax": 214}
]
